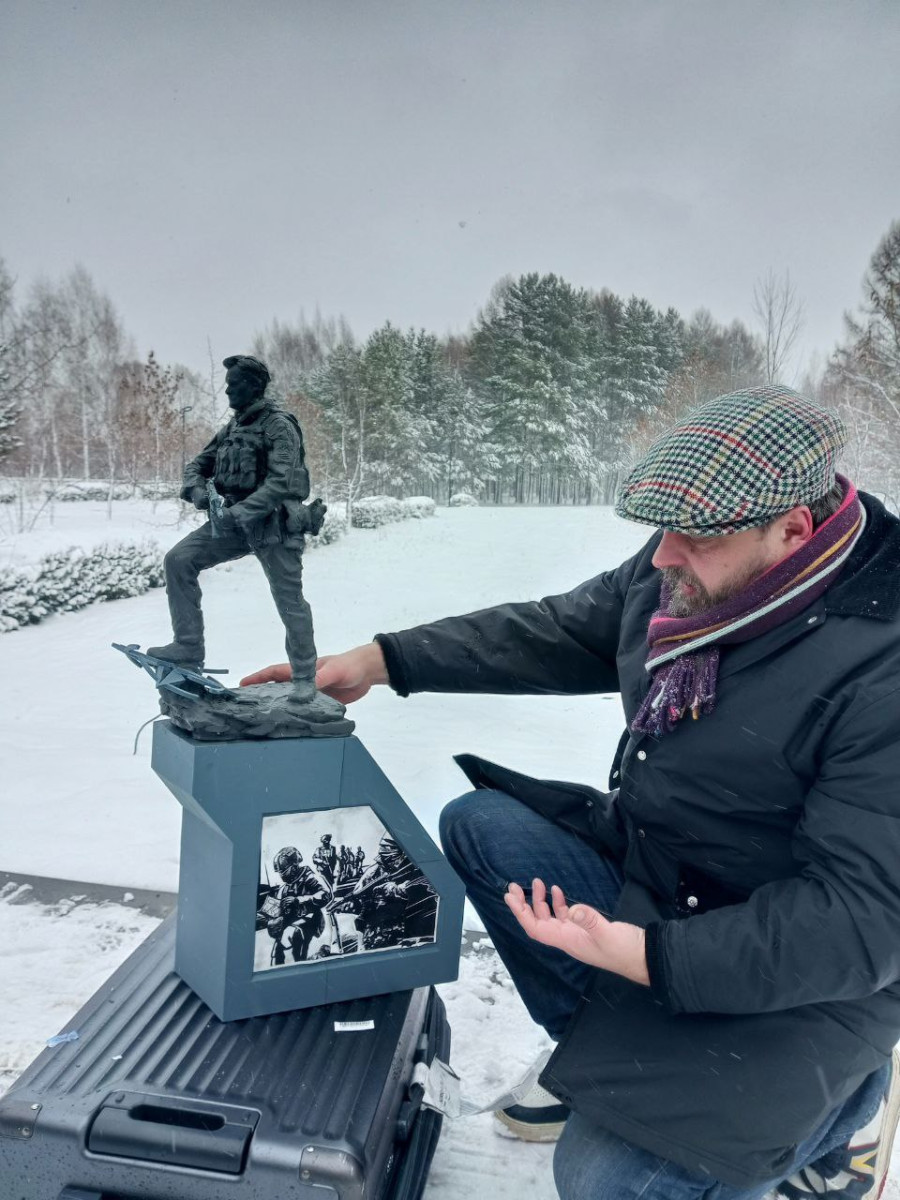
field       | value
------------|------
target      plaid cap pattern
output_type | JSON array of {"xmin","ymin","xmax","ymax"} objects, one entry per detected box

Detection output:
[{"xmin": 615, "ymin": 386, "xmax": 847, "ymax": 536}]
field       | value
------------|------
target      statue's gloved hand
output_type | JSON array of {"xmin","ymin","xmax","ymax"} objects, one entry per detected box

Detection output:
[{"xmin": 191, "ymin": 486, "xmax": 209, "ymax": 510}]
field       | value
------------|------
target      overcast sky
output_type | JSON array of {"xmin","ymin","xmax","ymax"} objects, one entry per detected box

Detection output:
[{"xmin": 2, "ymin": 1, "xmax": 898, "ymax": 382}]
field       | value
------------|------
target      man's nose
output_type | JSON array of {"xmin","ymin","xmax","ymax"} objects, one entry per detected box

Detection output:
[{"xmin": 651, "ymin": 530, "xmax": 688, "ymax": 569}]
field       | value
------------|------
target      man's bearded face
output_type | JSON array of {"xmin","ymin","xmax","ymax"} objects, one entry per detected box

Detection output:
[
  {"xmin": 661, "ymin": 557, "xmax": 774, "ymax": 617},
  {"xmin": 652, "ymin": 526, "xmax": 785, "ymax": 618}
]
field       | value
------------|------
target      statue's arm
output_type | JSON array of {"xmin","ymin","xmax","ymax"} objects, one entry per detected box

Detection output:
[
  {"xmin": 180, "ymin": 431, "xmax": 222, "ymax": 501},
  {"xmin": 228, "ymin": 416, "xmax": 309, "ymax": 529}
]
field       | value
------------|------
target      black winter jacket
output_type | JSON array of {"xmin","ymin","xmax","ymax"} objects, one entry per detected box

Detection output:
[{"xmin": 376, "ymin": 493, "xmax": 900, "ymax": 1186}]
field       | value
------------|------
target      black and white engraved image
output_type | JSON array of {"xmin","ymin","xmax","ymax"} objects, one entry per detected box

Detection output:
[{"xmin": 255, "ymin": 806, "xmax": 439, "ymax": 972}]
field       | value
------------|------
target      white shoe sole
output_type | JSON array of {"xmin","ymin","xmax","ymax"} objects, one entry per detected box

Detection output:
[
  {"xmin": 493, "ymin": 1108, "xmax": 567, "ymax": 1143},
  {"xmin": 865, "ymin": 1045, "xmax": 900, "ymax": 1200}
]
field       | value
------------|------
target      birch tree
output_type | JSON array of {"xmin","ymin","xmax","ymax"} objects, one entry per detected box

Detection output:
[{"xmin": 752, "ymin": 269, "xmax": 805, "ymax": 384}]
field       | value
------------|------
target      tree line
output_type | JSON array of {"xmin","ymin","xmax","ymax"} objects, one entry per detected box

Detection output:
[
  {"xmin": 1, "ymin": 219, "xmax": 898, "ymax": 511},
  {"xmin": 0, "ymin": 261, "xmax": 219, "ymax": 488}
]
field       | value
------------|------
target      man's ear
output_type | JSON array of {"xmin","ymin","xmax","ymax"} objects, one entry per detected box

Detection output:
[{"xmin": 778, "ymin": 505, "xmax": 814, "ymax": 549}]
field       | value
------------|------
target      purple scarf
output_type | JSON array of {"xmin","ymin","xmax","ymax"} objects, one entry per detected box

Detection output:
[{"xmin": 632, "ymin": 476, "xmax": 864, "ymax": 738}]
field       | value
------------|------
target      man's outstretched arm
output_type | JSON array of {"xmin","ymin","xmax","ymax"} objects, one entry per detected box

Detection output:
[{"xmin": 242, "ymin": 535, "xmax": 660, "ymax": 698}]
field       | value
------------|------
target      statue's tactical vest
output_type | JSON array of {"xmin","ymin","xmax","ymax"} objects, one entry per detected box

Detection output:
[
  {"xmin": 213, "ymin": 406, "xmax": 305, "ymax": 499},
  {"xmin": 215, "ymin": 424, "xmax": 265, "ymax": 496}
]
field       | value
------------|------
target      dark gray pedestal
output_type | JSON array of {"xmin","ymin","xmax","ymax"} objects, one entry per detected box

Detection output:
[{"xmin": 151, "ymin": 721, "xmax": 464, "ymax": 1021}]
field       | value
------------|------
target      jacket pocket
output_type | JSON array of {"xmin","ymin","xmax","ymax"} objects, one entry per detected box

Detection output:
[{"xmin": 238, "ymin": 445, "xmax": 259, "ymax": 489}]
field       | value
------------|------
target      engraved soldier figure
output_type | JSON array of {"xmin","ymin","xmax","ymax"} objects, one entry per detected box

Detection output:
[
  {"xmin": 148, "ymin": 355, "xmax": 322, "ymax": 699},
  {"xmin": 342, "ymin": 834, "xmax": 438, "ymax": 950},
  {"xmin": 265, "ymin": 846, "xmax": 327, "ymax": 965},
  {"xmin": 313, "ymin": 833, "xmax": 337, "ymax": 889}
]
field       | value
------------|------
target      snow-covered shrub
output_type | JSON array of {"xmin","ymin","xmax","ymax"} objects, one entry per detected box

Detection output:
[
  {"xmin": 0, "ymin": 482, "xmax": 15, "ymax": 504},
  {"xmin": 51, "ymin": 481, "xmax": 134, "ymax": 502},
  {"xmin": 0, "ymin": 541, "xmax": 164, "ymax": 632},
  {"xmin": 449, "ymin": 492, "xmax": 479, "ymax": 507},
  {"xmin": 351, "ymin": 495, "xmax": 405, "ymax": 528},
  {"xmin": 351, "ymin": 495, "xmax": 437, "ymax": 527},
  {"xmin": 401, "ymin": 496, "xmax": 436, "ymax": 519},
  {"xmin": 135, "ymin": 480, "xmax": 178, "ymax": 501},
  {"xmin": 0, "ymin": 571, "xmax": 45, "ymax": 632}
]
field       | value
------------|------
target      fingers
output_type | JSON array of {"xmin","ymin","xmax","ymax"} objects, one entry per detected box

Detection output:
[
  {"xmin": 504, "ymin": 882, "xmax": 539, "ymax": 936},
  {"xmin": 550, "ymin": 884, "xmax": 570, "ymax": 921},
  {"xmin": 239, "ymin": 663, "xmax": 291, "ymax": 687},
  {"xmin": 504, "ymin": 880, "xmax": 565, "ymax": 923},
  {"xmin": 504, "ymin": 879, "xmax": 558, "ymax": 935},
  {"xmin": 531, "ymin": 877, "xmax": 552, "ymax": 921}
]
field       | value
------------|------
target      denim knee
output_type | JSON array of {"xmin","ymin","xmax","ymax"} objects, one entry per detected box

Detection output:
[
  {"xmin": 438, "ymin": 788, "xmax": 522, "ymax": 892},
  {"xmin": 438, "ymin": 789, "xmax": 483, "ymax": 851}
]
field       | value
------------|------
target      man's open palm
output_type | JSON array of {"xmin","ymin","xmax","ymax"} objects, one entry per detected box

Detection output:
[{"xmin": 505, "ymin": 879, "xmax": 649, "ymax": 986}]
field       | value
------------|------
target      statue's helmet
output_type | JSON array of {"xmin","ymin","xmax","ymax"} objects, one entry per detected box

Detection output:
[
  {"xmin": 222, "ymin": 354, "xmax": 271, "ymax": 395},
  {"xmin": 320, "ymin": 834, "xmax": 333, "ymax": 845},
  {"xmin": 274, "ymin": 846, "xmax": 303, "ymax": 881}
]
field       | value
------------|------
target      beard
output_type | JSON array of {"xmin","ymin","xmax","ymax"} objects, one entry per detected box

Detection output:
[{"xmin": 662, "ymin": 558, "xmax": 772, "ymax": 618}]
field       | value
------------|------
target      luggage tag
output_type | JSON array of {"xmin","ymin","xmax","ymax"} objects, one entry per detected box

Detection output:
[{"xmin": 412, "ymin": 1047, "xmax": 553, "ymax": 1119}]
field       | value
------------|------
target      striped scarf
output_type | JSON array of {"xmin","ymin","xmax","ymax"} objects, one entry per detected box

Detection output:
[{"xmin": 632, "ymin": 476, "xmax": 865, "ymax": 738}]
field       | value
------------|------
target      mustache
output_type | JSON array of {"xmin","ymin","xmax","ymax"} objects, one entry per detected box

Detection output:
[{"xmin": 661, "ymin": 566, "xmax": 703, "ymax": 590}]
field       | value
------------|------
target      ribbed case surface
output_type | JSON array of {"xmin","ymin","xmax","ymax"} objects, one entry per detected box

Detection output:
[{"xmin": 0, "ymin": 916, "xmax": 448, "ymax": 1200}]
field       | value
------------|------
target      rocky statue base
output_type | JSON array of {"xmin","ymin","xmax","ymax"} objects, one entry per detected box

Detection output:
[{"xmin": 160, "ymin": 681, "xmax": 354, "ymax": 740}]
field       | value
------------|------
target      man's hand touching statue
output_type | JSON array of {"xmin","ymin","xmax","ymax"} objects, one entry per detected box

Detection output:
[{"xmin": 241, "ymin": 642, "xmax": 389, "ymax": 704}]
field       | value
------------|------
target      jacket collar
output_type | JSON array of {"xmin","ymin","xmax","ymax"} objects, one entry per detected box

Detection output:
[
  {"xmin": 231, "ymin": 399, "xmax": 274, "ymax": 427},
  {"xmin": 824, "ymin": 492, "xmax": 900, "ymax": 622}
]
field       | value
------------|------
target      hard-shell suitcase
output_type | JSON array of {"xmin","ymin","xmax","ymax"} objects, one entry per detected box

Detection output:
[{"xmin": 0, "ymin": 915, "xmax": 449, "ymax": 1200}]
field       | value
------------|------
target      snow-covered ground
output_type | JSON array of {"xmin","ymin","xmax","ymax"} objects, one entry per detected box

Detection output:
[
  {"xmin": 0, "ymin": 500, "xmax": 642, "ymax": 890},
  {"xmin": 1, "ymin": 501, "xmax": 897, "ymax": 1197}
]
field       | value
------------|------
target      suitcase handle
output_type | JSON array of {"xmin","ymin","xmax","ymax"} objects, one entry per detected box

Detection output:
[
  {"xmin": 88, "ymin": 1099, "xmax": 253, "ymax": 1174},
  {"xmin": 396, "ymin": 1031, "xmax": 430, "ymax": 1142}
]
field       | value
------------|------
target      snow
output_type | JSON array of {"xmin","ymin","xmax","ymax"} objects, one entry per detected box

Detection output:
[
  {"xmin": 1, "ymin": 500, "xmax": 897, "ymax": 1197},
  {"xmin": 0, "ymin": 501, "xmax": 643, "ymax": 891}
]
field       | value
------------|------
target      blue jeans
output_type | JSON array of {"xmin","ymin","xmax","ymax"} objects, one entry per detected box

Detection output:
[{"xmin": 439, "ymin": 789, "xmax": 888, "ymax": 1200}]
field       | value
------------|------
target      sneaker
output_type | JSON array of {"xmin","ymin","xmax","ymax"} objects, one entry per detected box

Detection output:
[
  {"xmin": 777, "ymin": 1047, "xmax": 900, "ymax": 1199},
  {"xmin": 146, "ymin": 641, "xmax": 205, "ymax": 669},
  {"xmin": 493, "ymin": 1080, "xmax": 570, "ymax": 1143}
]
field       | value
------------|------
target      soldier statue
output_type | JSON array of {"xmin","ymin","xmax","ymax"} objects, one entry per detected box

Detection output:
[{"xmin": 148, "ymin": 355, "xmax": 323, "ymax": 700}]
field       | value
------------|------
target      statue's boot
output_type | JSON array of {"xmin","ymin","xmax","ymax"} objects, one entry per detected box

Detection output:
[
  {"xmin": 291, "ymin": 674, "xmax": 317, "ymax": 704},
  {"xmin": 146, "ymin": 640, "xmax": 205, "ymax": 669}
]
